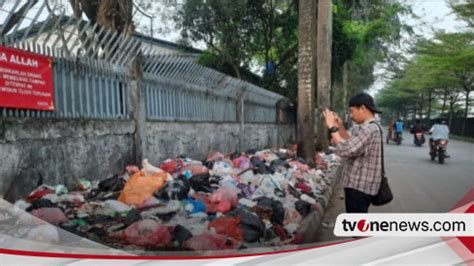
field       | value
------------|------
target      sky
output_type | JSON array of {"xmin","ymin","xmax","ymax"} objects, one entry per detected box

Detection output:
[{"xmin": 367, "ymin": 0, "xmax": 469, "ymax": 96}]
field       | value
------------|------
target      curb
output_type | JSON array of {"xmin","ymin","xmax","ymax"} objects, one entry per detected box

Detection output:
[{"xmin": 299, "ymin": 164, "xmax": 343, "ymax": 243}]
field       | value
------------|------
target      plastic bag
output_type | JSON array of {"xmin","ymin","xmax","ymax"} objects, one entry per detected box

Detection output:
[
  {"xmin": 123, "ymin": 209, "xmax": 142, "ymax": 226},
  {"xmin": 212, "ymin": 161, "xmax": 233, "ymax": 177},
  {"xmin": 14, "ymin": 200, "xmax": 31, "ymax": 211},
  {"xmin": 76, "ymin": 178, "xmax": 92, "ymax": 191},
  {"xmin": 140, "ymin": 196, "xmax": 161, "ymax": 208},
  {"xmin": 26, "ymin": 199, "xmax": 57, "ymax": 212},
  {"xmin": 172, "ymin": 224, "xmax": 193, "ymax": 246},
  {"xmin": 314, "ymin": 153, "xmax": 328, "ymax": 170},
  {"xmin": 232, "ymin": 156, "xmax": 251, "ymax": 170},
  {"xmin": 255, "ymin": 150, "xmax": 279, "ymax": 163},
  {"xmin": 206, "ymin": 188, "xmax": 238, "ymax": 213},
  {"xmin": 26, "ymin": 185, "xmax": 54, "ymax": 202},
  {"xmin": 126, "ymin": 165, "xmax": 141, "ymax": 175},
  {"xmin": 98, "ymin": 175, "xmax": 126, "ymax": 192},
  {"xmin": 160, "ymin": 159, "xmax": 184, "ymax": 174},
  {"xmin": 104, "ymin": 200, "xmax": 132, "ymax": 213},
  {"xmin": 227, "ymin": 208, "xmax": 265, "ymax": 243},
  {"xmin": 189, "ymin": 173, "xmax": 212, "ymax": 193},
  {"xmin": 58, "ymin": 192, "xmax": 85, "ymax": 205},
  {"xmin": 184, "ymin": 198, "xmax": 206, "ymax": 214},
  {"xmin": 118, "ymin": 171, "xmax": 168, "ymax": 207},
  {"xmin": 30, "ymin": 207, "xmax": 68, "ymax": 225},
  {"xmin": 288, "ymin": 160, "xmax": 310, "ymax": 172},
  {"xmin": 208, "ymin": 216, "xmax": 243, "ymax": 241},
  {"xmin": 54, "ymin": 185, "xmax": 68, "ymax": 195},
  {"xmin": 142, "ymin": 159, "xmax": 165, "ymax": 176},
  {"xmin": 114, "ymin": 219, "xmax": 172, "ymax": 247},
  {"xmin": 180, "ymin": 165, "xmax": 209, "ymax": 177},
  {"xmin": 154, "ymin": 179, "xmax": 190, "ymax": 200},
  {"xmin": 284, "ymin": 207, "xmax": 302, "ymax": 225},
  {"xmin": 26, "ymin": 224, "xmax": 59, "ymax": 244}
]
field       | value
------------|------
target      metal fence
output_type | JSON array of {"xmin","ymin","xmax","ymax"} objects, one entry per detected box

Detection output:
[{"xmin": 0, "ymin": 1, "xmax": 295, "ymax": 124}]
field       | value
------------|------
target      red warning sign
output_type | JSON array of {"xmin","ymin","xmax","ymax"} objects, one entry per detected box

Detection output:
[{"xmin": 0, "ymin": 46, "xmax": 54, "ymax": 111}]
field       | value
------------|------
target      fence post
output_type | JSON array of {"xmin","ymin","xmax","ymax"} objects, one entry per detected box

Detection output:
[
  {"xmin": 236, "ymin": 86, "xmax": 246, "ymax": 152},
  {"xmin": 128, "ymin": 55, "xmax": 146, "ymax": 165}
]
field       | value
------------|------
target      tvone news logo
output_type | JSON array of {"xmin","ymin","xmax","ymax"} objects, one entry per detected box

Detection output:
[{"xmin": 343, "ymin": 219, "xmax": 370, "ymax": 232}]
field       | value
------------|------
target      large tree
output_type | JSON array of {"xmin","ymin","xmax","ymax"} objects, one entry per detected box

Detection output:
[{"xmin": 296, "ymin": 0, "xmax": 317, "ymax": 166}]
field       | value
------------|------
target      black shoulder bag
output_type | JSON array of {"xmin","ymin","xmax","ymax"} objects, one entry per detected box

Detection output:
[{"xmin": 370, "ymin": 122, "xmax": 394, "ymax": 206}]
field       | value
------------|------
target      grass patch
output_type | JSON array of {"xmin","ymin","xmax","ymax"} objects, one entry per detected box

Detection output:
[{"xmin": 450, "ymin": 134, "xmax": 474, "ymax": 143}]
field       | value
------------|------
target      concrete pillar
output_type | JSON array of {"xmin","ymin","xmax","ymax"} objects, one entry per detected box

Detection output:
[{"xmin": 128, "ymin": 56, "xmax": 146, "ymax": 164}]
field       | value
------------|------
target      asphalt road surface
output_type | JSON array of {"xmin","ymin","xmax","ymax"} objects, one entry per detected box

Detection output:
[
  {"xmin": 314, "ymin": 131, "xmax": 474, "ymax": 242},
  {"xmin": 373, "ymin": 131, "xmax": 474, "ymax": 213}
]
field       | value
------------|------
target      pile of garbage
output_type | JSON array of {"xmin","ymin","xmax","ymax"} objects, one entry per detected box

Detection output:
[{"xmin": 13, "ymin": 147, "xmax": 340, "ymax": 251}]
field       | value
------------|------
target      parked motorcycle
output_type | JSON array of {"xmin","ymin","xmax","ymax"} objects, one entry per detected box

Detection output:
[{"xmin": 430, "ymin": 139, "xmax": 448, "ymax": 164}]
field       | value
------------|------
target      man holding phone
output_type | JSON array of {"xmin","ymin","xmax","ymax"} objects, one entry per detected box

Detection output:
[{"xmin": 322, "ymin": 92, "xmax": 384, "ymax": 213}]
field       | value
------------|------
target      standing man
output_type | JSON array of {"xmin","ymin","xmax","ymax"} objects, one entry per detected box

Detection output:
[{"xmin": 323, "ymin": 92, "xmax": 384, "ymax": 213}]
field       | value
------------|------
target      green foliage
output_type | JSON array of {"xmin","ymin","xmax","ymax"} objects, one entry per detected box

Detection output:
[
  {"xmin": 376, "ymin": 30, "xmax": 474, "ymax": 118},
  {"xmin": 176, "ymin": 0, "xmax": 411, "ymax": 103}
]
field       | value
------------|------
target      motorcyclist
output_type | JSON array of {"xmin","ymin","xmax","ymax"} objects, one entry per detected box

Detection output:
[
  {"xmin": 429, "ymin": 119, "xmax": 450, "ymax": 157},
  {"xmin": 393, "ymin": 118, "xmax": 404, "ymax": 140},
  {"xmin": 387, "ymin": 118, "xmax": 395, "ymax": 141},
  {"xmin": 411, "ymin": 119, "xmax": 425, "ymax": 144},
  {"xmin": 411, "ymin": 119, "xmax": 424, "ymax": 134}
]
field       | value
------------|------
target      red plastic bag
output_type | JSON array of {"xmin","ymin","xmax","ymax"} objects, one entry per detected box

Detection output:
[
  {"xmin": 183, "ymin": 233, "xmax": 240, "ymax": 250},
  {"xmin": 232, "ymin": 156, "xmax": 251, "ymax": 169},
  {"xmin": 26, "ymin": 185, "xmax": 54, "ymax": 202},
  {"xmin": 114, "ymin": 219, "xmax": 172, "ymax": 247},
  {"xmin": 209, "ymin": 216, "xmax": 243, "ymax": 241},
  {"xmin": 30, "ymin": 207, "xmax": 68, "ymax": 225},
  {"xmin": 180, "ymin": 165, "xmax": 209, "ymax": 176},
  {"xmin": 118, "ymin": 171, "xmax": 167, "ymax": 207},
  {"xmin": 160, "ymin": 159, "xmax": 184, "ymax": 174},
  {"xmin": 206, "ymin": 188, "xmax": 238, "ymax": 213}
]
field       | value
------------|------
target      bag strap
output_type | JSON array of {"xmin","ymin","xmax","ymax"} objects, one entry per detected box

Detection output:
[{"xmin": 370, "ymin": 121, "xmax": 385, "ymax": 176}]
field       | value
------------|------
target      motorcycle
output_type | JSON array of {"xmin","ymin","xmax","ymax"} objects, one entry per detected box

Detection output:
[
  {"xmin": 430, "ymin": 139, "xmax": 449, "ymax": 164},
  {"xmin": 386, "ymin": 130, "xmax": 403, "ymax": 145},
  {"xmin": 414, "ymin": 132, "xmax": 425, "ymax": 147}
]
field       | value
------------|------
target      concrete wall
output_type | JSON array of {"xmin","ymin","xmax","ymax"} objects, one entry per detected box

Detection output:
[
  {"xmin": 0, "ymin": 119, "xmax": 135, "ymax": 201},
  {"xmin": 0, "ymin": 118, "xmax": 295, "ymax": 201},
  {"xmin": 146, "ymin": 122, "xmax": 295, "ymax": 164}
]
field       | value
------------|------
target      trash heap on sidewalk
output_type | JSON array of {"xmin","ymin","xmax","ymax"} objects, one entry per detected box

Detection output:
[{"xmin": 13, "ymin": 147, "xmax": 340, "ymax": 251}]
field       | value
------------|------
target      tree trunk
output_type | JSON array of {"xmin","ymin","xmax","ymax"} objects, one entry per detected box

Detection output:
[
  {"xmin": 427, "ymin": 89, "xmax": 432, "ymax": 128},
  {"xmin": 462, "ymin": 90, "xmax": 470, "ymax": 136},
  {"xmin": 296, "ymin": 0, "xmax": 317, "ymax": 166},
  {"xmin": 441, "ymin": 89, "xmax": 448, "ymax": 116},
  {"xmin": 330, "ymin": 81, "xmax": 338, "ymax": 110},
  {"xmin": 403, "ymin": 108, "xmax": 408, "ymax": 125},
  {"xmin": 229, "ymin": 61, "xmax": 242, "ymax": 79},
  {"xmin": 316, "ymin": 0, "xmax": 332, "ymax": 151},
  {"xmin": 342, "ymin": 61, "xmax": 349, "ymax": 124},
  {"xmin": 448, "ymin": 98, "xmax": 454, "ymax": 130},
  {"xmin": 419, "ymin": 93, "xmax": 424, "ymax": 121}
]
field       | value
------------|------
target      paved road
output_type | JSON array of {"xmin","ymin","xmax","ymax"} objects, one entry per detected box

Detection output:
[
  {"xmin": 373, "ymin": 131, "xmax": 474, "ymax": 213},
  {"xmin": 314, "ymin": 131, "xmax": 474, "ymax": 242}
]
